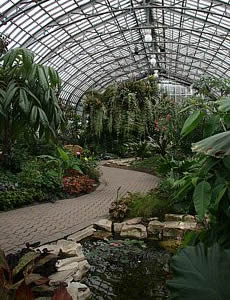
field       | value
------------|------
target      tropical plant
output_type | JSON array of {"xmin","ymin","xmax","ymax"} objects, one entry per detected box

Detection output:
[
  {"xmin": 82, "ymin": 76, "xmax": 159, "ymax": 152},
  {"xmin": 0, "ymin": 47, "xmax": 64, "ymax": 167},
  {"xmin": 0, "ymin": 248, "xmax": 73, "ymax": 299},
  {"xmin": 168, "ymin": 243, "xmax": 230, "ymax": 299}
]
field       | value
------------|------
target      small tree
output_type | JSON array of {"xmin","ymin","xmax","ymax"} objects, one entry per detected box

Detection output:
[{"xmin": 0, "ymin": 47, "xmax": 64, "ymax": 166}]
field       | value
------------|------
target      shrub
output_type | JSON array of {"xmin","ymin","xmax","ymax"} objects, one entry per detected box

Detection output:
[
  {"xmin": 78, "ymin": 156, "xmax": 101, "ymax": 182},
  {"xmin": 109, "ymin": 184, "xmax": 172, "ymax": 222},
  {"xmin": 0, "ymin": 188, "xmax": 45, "ymax": 211},
  {"xmin": 63, "ymin": 175, "xmax": 96, "ymax": 195},
  {"xmin": 19, "ymin": 158, "xmax": 62, "ymax": 195},
  {"xmin": 127, "ymin": 191, "xmax": 171, "ymax": 219}
]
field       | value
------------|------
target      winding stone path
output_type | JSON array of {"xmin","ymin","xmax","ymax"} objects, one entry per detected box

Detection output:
[{"xmin": 0, "ymin": 166, "xmax": 159, "ymax": 253}]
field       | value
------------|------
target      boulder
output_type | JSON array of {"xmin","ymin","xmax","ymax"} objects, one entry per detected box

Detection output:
[
  {"xmin": 94, "ymin": 219, "xmax": 112, "ymax": 232},
  {"xmin": 36, "ymin": 240, "xmax": 84, "ymax": 256},
  {"xmin": 93, "ymin": 230, "xmax": 112, "ymax": 240},
  {"xmin": 114, "ymin": 223, "xmax": 123, "ymax": 233},
  {"xmin": 56, "ymin": 240, "xmax": 84, "ymax": 256},
  {"xmin": 120, "ymin": 224, "xmax": 147, "ymax": 239},
  {"xmin": 49, "ymin": 269, "xmax": 77, "ymax": 286},
  {"xmin": 165, "ymin": 214, "xmax": 184, "ymax": 222},
  {"xmin": 123, "ymin": 217, "xmax": 143, "ymax": 225},
  {"xmin": 163, "ymin": 227, "xmax": 184, "ymax": 240},
  {"xmin": 73, "ymin": 260, "xmax": 90, "ymax": 281},
  {"xmin": 56, "ymin": 256, "xmax": 86, "ymax": 272},
  {"xmin": 147, "ymin": 220, "xmax": 164, "ymax": 240},
  {"xmin": 67, "ymin": 226, "xmax": 96, "ymax": 242},
  {"xmin": 67, "ymin": 282, "xmax": 91, "ymax": 300},
  {"xmin": 183, "ymin": 215, "xmax": 196, "ymax": 222}
]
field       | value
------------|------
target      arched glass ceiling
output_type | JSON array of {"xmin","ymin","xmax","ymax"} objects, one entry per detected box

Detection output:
[{"xmin": 1, "ymin": 0, "xmax": 230, "ymax": 106}]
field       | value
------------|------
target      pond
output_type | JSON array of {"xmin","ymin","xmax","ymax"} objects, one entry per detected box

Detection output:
[{"xmin": 81, "ymin": 239, "xmax": 171, "ymax": 300}]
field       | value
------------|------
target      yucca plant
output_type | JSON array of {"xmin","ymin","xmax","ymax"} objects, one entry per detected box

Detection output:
[{"xmin": 0, "ymin": 47, "xmax": 64, "ymax": 167}]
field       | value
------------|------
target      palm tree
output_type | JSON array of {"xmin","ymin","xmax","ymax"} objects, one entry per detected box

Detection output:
[{"xmin": 0, "ymin": 47, "xmax": 64, "ymax": 166}]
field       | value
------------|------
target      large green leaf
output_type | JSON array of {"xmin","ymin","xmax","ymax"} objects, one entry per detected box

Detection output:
[
  {"xmin": 30, "ymin": 106, "xmax": 38, "ymax": 124},
  {"xmin": 216, "ymin": 97, "xmax": 230, "ymax": 112},
  {"xmin": 193, "ymin": 181, "xmax": 211, "ymax": 220},
  {"xmin": 19, "ymin": 88, "xmax": 30, "ymax": 114},
  {"xmin": 13, "ymin": 252, "xmax": 40, "ymax": 277},
  {"xmin": 181, "ymin": 110, "xmax": 204, "ymax": 138},
  {"xmin": 167, "ymin": 243, "xmax": 230, "ymax": 300},
  {"xmin": 192, "ymin": 131, "xmax": 230, "ymax": 157}
]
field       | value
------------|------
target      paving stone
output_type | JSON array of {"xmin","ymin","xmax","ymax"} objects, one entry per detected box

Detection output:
[{"xmin": 0, "ymin": 166, "xmax": 158, "ymax": 253}]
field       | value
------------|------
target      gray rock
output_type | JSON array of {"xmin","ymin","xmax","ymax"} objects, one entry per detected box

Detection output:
[
  {"xmin": 56, "ymin": 256, "xmax": 86, "ymax": 271},
  {"xmin": 49, "ymin": 269, "xmax": 77, "ymax": 286},
  {"xmin": 114, "ymin": 223, "xmax": 123, "ymax": 233},
  {"xmin": 67, "ymin": 282, "xmax": 91, "ymax": 300},
  {"xmin": 165, "ymin": 214, "xmax": 184, "ymax": 221},
  {"xmin": 73, "ymin": 260, "xmax": 90, "ymax": 281},
  {"xmin": 123, "ymin": 217, "xmax": 143, "ymax": 225},
  {"xmin": 57, "ymin": 240, "xmax": 84, "ymax": 256},
  {"xmin": 164, "ymin": 221, "xmax": 197, "ymax": 230},
  {"xmin": 94, "ymin": 219, "xmax": 112, "ymax": 232},
  {"xmin": 147, "ymin": 220, "xmax": 164, "ymax": 240},
  {"xmin": 183, "ymin": 215, "xmax": 196, "ymax": 222},
  {"xmin": 163, "ymin": 228, "xmax": 184, "ymax": 240},
  {"xmin": 147, "ymin": 217, "xmax": 159, "ymax": 222},
  {"xmin": 120, "ymin": 224, "xmax": 147, "ymax": 239},
  {"xmin": 67, "ymin": 226, "xmax": 96, "ymax": 242}
]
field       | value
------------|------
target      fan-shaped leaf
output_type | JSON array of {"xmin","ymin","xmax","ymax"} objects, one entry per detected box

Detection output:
[{"xmin": 168, "ymin": 243, "xmax": 230, "ymax": 300}]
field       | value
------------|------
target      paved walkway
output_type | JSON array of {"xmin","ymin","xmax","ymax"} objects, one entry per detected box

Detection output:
[{"xmin": 0, "ymin": 166, "xmax": 159, "ymax": 253}]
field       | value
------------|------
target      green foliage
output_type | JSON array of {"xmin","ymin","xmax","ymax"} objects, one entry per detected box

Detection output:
[
  {"xmin": 19, "ymin": 158, "xmax": 62, "ymax": 195},
  {"xmin": 180, "ymin": 110, "xmax": 204, "ymax": 138},
  {"xmin": 0, "ymin": 188, "xmax": 44, "ymax": 211},
  {"xmin": 193, "ymin": 181, "xmax": 211, "ymax": 220},
  {"xmin": 127, "ymin": 192, "xmax": 171, "ymax": 219},
  {"xmin": 0, "ymin": 47, "xmax": 64, "ymax": 168},
  {"xmin": 82, "ymin": 77, "xmax": 159, "ymax": 152},
  {"xmin": 110, "ymin": 183, "xmax": 172, "ymax": 222},
  {"xmin": 168, "ymin": 243, "xmax": 230, "ymax": 300},
  {"xmin": 56, "ymin": 147, "xmax": 82, "ymax": 174}
]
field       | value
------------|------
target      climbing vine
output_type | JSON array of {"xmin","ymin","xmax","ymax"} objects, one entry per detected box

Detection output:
[{"xmin": 82, "ymin": 76, "xmax": 160, "ymax": 151}]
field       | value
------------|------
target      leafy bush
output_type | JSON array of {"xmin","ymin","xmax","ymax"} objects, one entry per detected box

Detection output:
[
  {"xmin": 78, "ymin": 156, "xmax": 100, "ymax": 181},
  {"xmin": 127, "ymin": 191, "xmax": 171, "ymax": 219},
  {"xmin": 63, "ymin": 175, "xmax": 96, "ymax": 195},
  {"xmin": 110, "ymin": 184, "xmax": 172, "ymax": 221},
  {"xmin": 19, "ymin": 158, "xmax": 62, "ymax": 195},
  {"xmin": 0, "ymin": 188, "xmax": 44, "ymax": 211}
]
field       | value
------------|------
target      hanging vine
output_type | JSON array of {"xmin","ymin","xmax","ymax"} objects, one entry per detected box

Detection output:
[{"xmin": 82, "ymin": 76, "xmax": 160, "ymax": 150}]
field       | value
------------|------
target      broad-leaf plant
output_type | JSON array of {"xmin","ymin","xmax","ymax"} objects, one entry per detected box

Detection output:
[{"xmin": 0, "ymin": 47, "xmax": 64, "ymax": 167}]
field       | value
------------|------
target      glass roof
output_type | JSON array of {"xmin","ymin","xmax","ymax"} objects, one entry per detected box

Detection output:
[{"xmin": 1, "ymin": 0, "xmax": 230, "ymax": 106}]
